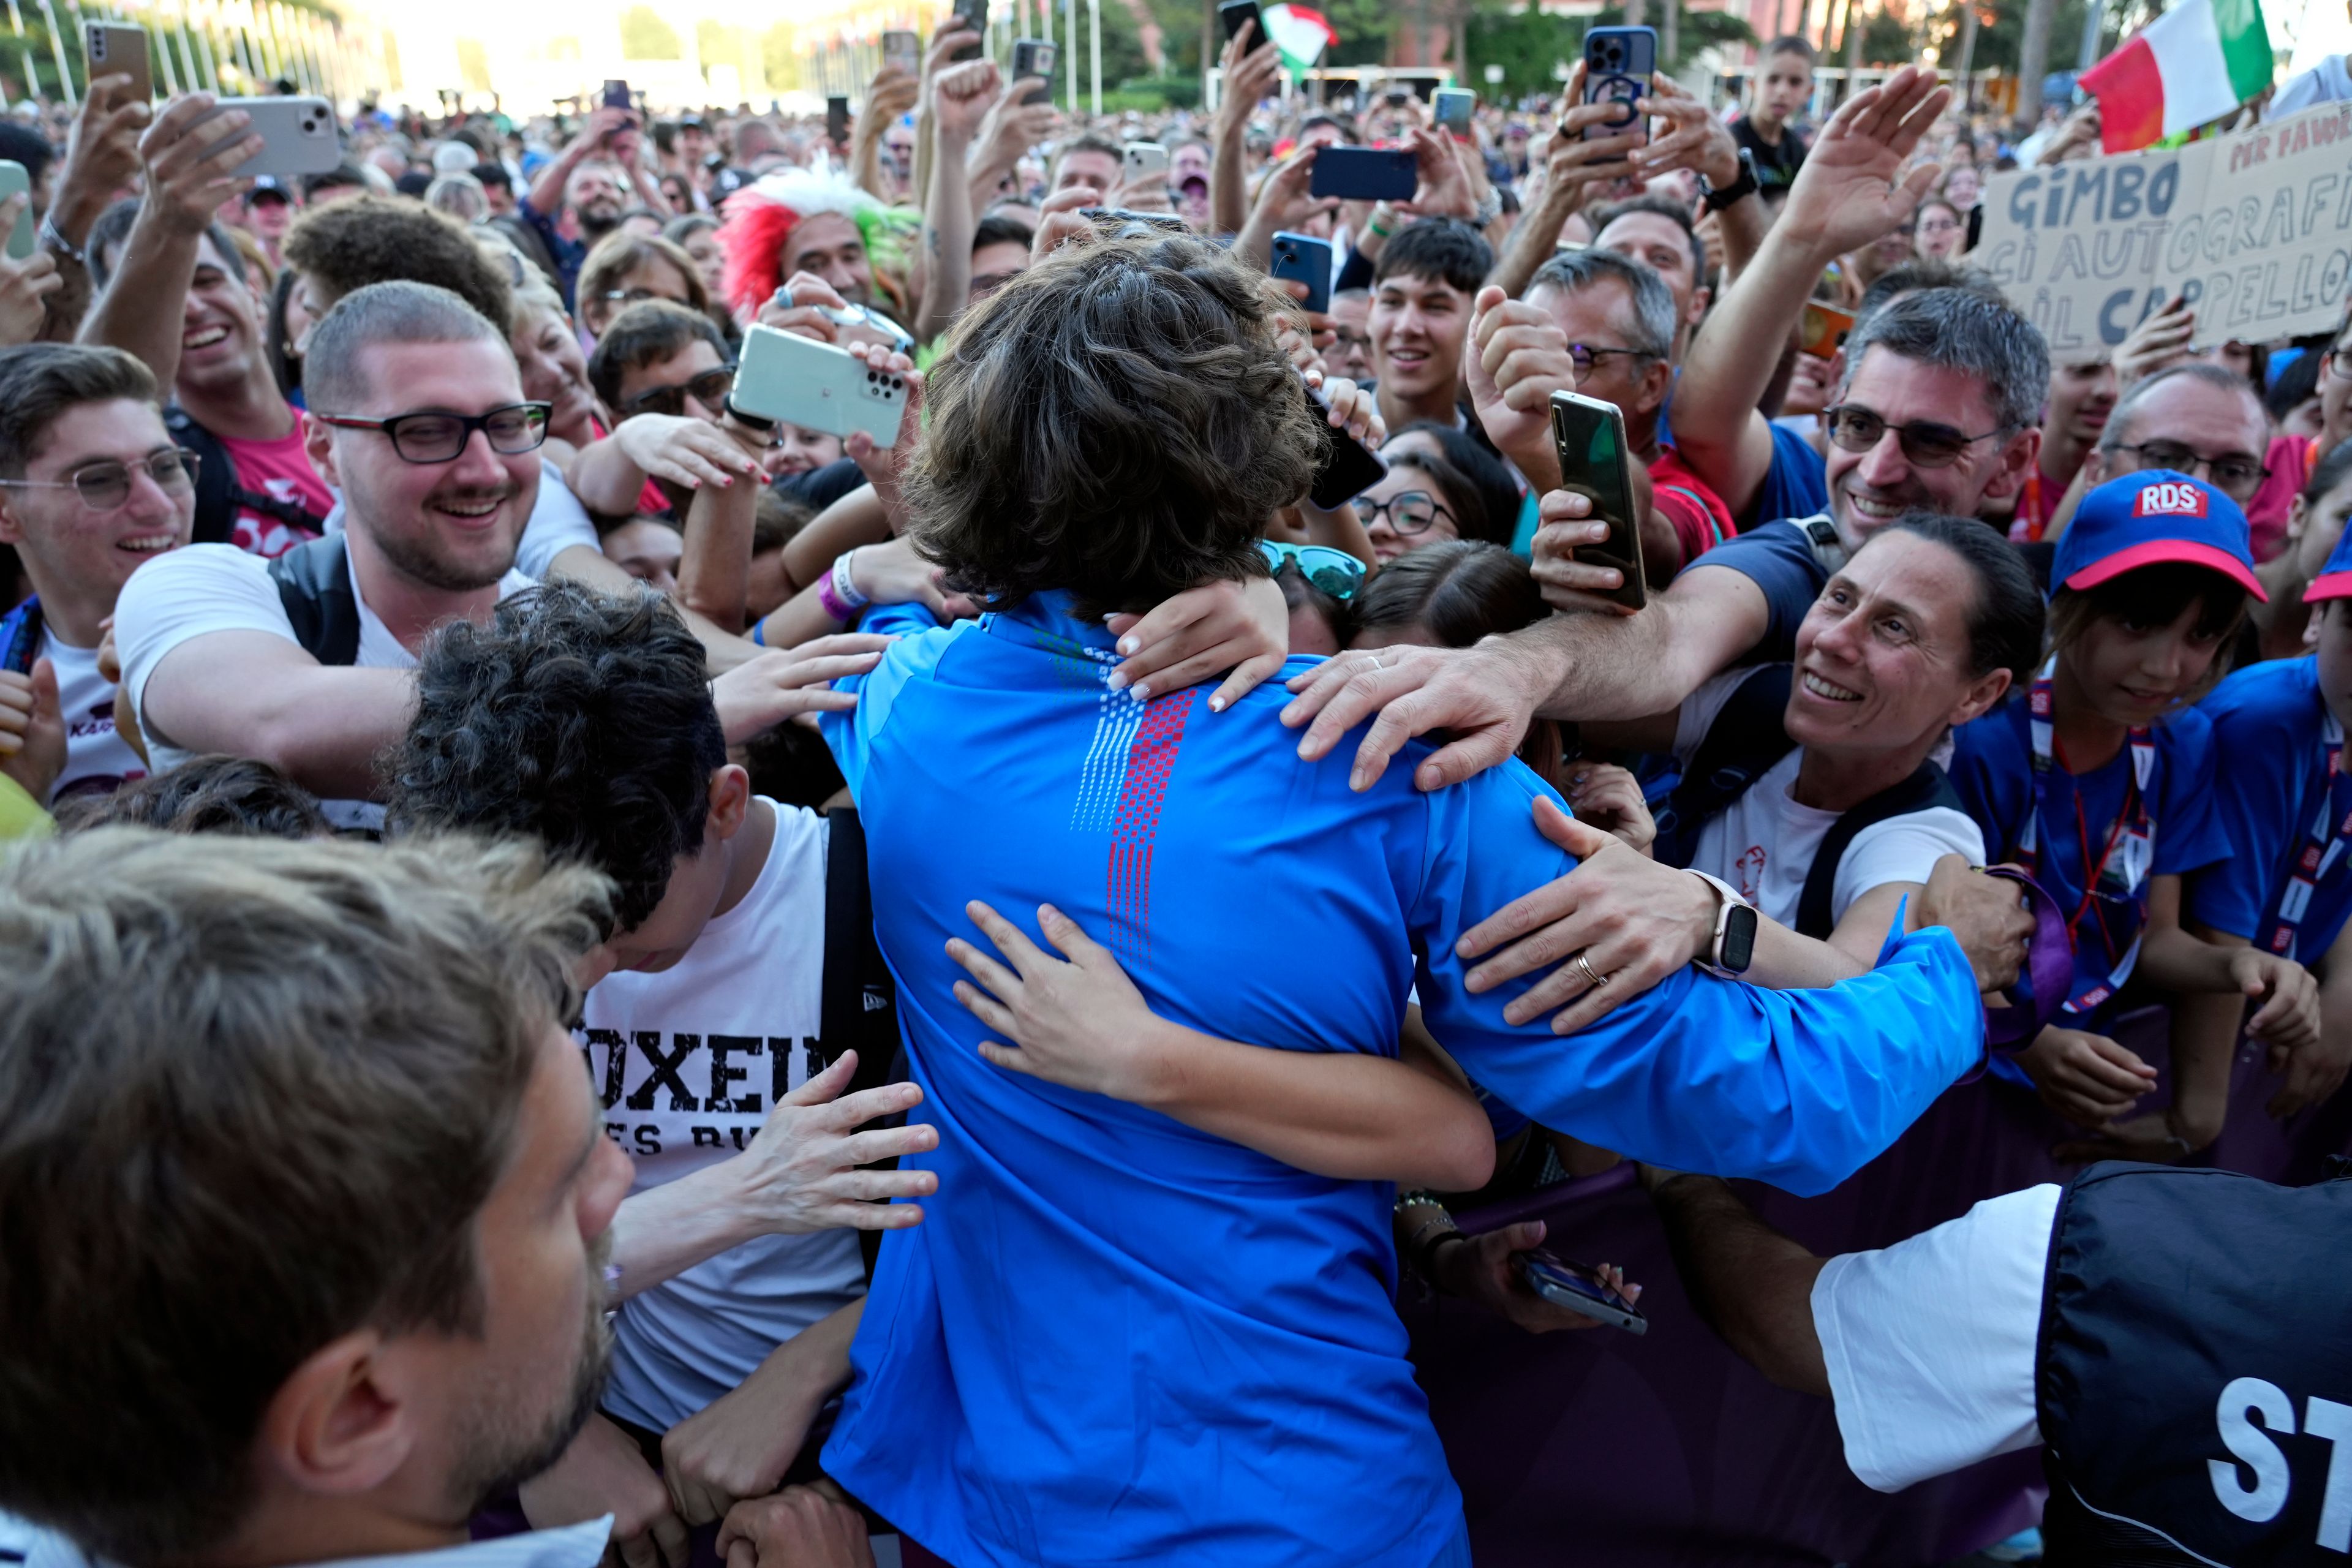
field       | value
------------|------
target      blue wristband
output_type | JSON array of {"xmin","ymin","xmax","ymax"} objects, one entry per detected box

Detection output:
[{"xmin": 750, "ymin": 618, "xmax": 767, "ymax": 646}]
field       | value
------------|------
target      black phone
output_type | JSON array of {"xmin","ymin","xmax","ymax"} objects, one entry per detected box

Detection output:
[
  {"xmin": 1550, "ymin": 389, "xmax": 1647, "ymax": 611},
  {"xmin": 949, "ymin": 0, "xmax": 987, "ymax": 60},
  {"xmin": 826, "ymin": 96, "xmax": 850, "ymax": 145},
  {"xmin": 1308, "ymin": 146, "xmax": 1417, "ymax": 202},
  {"xmin": 1580, "ymin": 25, "xmax": 1656, "ymax": 146},
  {"xmin": 1010, "ymin": 39, "xmax": 1056, "ymax": 105},
  {"xmin": 1219, "ymin": 0, "xmax": 1264, "ymax": 47},
  {"xmin": 601, "ymin": 78, "xmax": 632, "ymax": 111},
  {"xmin": 1513, "ymin": 1248, "xmax": 1647, "ymax": 1334},
  {"xmin": 1306, "ymin": 382, "xmax": 1387, "ymax": 510},
  {"xmin": 1270, "ymin": 231, "xmax": 1332, "ymax": 314}
]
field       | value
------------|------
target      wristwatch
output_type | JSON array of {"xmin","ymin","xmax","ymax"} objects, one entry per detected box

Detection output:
[
  {"xmin": 1687, "ymin": 870, "xmax": 1758, "ymax": 978},
  {"xmin": 1701, "ymin": 148, "xmax": 1760, "ymax": 214}
]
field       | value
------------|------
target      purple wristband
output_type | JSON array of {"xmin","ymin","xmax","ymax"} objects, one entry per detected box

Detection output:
[{"xmin": 816, "ymin": 573, "xmax": 855, "ymax": 623}]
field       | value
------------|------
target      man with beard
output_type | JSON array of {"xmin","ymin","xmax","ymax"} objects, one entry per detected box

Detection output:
[
  {"xmin": 112, "ymin": 282, "xmax": 546, "ymax": 830},
  {"xmin": 521, "ymin": 105, "xmax": 665, "ymax": 309},
  {"xmin": 0, "ymin": 829, "xmax": 877, "ymax": 1568}
]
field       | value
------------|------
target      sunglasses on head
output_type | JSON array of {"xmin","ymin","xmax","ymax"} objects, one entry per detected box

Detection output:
[
  {"xmin": 1261, "ymin": 540, "xmax": 1366, "ymax": 600},
  {"xmin": 1820, "ymin": 404, "xmax": 2018, "ymax": 469}
]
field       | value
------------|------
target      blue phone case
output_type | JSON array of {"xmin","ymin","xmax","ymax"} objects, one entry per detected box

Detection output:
[
  {"xmin": 1270, "ymin": 231, "xmax": 1332, "ymax": 314},
  {"xmin": 1581, "ymin": 25, "xmax": 1657, "ymax": 142}
]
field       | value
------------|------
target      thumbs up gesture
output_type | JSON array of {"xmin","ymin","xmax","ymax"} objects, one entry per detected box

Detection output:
[{"xmin": 0, "ymin": 657, "xmax": 66, "ymax": 804}]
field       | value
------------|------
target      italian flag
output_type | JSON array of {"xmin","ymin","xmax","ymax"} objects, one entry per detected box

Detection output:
[
  {"xmin": 1261, "ymin": 3, "xmax": 1337, "ymax": 80},
  {"xmin": 2081, "ymin": 0, "xmax": 2273, "ymax": 153}
]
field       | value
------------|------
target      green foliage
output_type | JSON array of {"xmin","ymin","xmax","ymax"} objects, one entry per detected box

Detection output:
[
  {"xmin": 761, "ymin": 22, "xmax": 801, "ymax": 92},
  {"xmin": 1859, "ymin": 8, "xmax": 1913, "ymax": 63},
  {"xmin": 456, "ymin": 37, "xmax": 491, "ymax": 92},
  {"xmin": 697, "ymin": 20, "xmax": 741, "ymax": 71},
  {"xmin": 1322, "ymin": 0, "xmax": 1396, "ymax": 67},
  {"xmin": 1117, "ymin": 72, "xmax": 1202, "ymax": 107},
  {"xmin": 620, "ymin": 4, "xmax": 682, "ymax": 62}
]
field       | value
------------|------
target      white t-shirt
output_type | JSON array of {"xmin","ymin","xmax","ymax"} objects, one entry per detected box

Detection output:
[
  {"xmin": 586, "ymin": 801, "xmax": 866, "ymax": 1434},
  {"xmin": 114, "ymin": 541, "xmax": 535, "ymax": 827},
  {"xmin": 42, "ymin": 630, "xmax": 145, "ymax": 804},
  {"xmin": 317, "ymin": 459, "xmax": 597, "ymax": 582},
  {"xmin": 1812, "ymin": 1182, "xmax": 2062, "ymax": 1492},
  {"xmin": 1674, "ymin": 669, "xmax": 1983, "ymax": 930}
]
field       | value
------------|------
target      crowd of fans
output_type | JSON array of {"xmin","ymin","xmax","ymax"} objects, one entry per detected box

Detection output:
[{"xmin": 0, "ymin": 22, "xmax": 2347, "ymax": 1568}]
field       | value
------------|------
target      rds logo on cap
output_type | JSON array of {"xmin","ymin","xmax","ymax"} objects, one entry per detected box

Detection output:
[{"xmin": 2135, "ymin": 480, "xmax": 2209, "ymax": 519}]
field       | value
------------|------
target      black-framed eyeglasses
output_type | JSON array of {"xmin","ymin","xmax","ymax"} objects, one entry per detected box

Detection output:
[
  {"xmin": 620, "ymin": 366, "xmax": 737, "ymax": 420},
  {"xmin": 1360, "ymin": 489, "xmax": 1457, "ymax": 537},
  {"xmin": 1821, "ymin": 404, "xmax": 2018, "ymax": 469},
  {"xmin": 313, "ymin": 404, "xmax": 552, "ymax": 464},
  {"xmin": 2109, "ymin": 440, "xmax": 2269, "ymax": 497},
  {"xmin": 1566, "ymin": 343, "xmax": 1657, "ymax": 375},
  {"xmin": 0, "ymin": 448, "xmax": 200, "ymax": 511}
]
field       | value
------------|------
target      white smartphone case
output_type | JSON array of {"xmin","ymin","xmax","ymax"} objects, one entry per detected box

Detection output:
[{"xmin": 733, "ymin": 323, "xmax": 908, "ymax": 448}]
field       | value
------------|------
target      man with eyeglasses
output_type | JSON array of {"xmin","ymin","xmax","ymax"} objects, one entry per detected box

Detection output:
[
  {"xmin": 1525, "ymin": 247, "xmax": 1733, "ymax": 580},
  {"xmin": 2071, "ymin": 363, "xmax": 2271, "ymax": 548},
  {"xmin": 112, "ymin": 282, "xmax": 549, "ymax": 829},
  {"xmin": 0, "ymin": 344, "xmax": 194, "ymax": 804}
]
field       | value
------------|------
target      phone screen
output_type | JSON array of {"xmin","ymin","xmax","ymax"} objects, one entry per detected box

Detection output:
[
  {"xmin": 1550, "ymin": 391, "xmax": 1646, "ymax": 611},
  {"xmin": 1433, "ymin": 89, "xmax": 1474, "ymax": 137},
  {"xmin": 826, "ymin": 97, "xmax": 851, "ymax": 143}
]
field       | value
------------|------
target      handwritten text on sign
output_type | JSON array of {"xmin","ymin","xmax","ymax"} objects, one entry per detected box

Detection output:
[{"xmin": 1973, "ymin": 104, "xmax": 2352, "ymax": 364}]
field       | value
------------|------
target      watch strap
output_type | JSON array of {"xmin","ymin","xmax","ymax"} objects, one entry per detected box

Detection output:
[{"xmin": 1686, "ymin": 870, "xmax": 1754, "ymax": 976}]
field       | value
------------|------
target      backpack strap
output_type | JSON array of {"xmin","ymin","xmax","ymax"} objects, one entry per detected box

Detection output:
[
  {"xmin": 1651, "ymin": 664, "xmax": 1800, "ymax": 869},
  {"xmin": 1792, "ymin": 761, "xmax": 1964, "ymax": 940},
  {"xmin": 0, "ymin": 595, "xmax": 40, "ymax": 676},
  {"xmin": 819, "ymin": 805, "xmax": 906, "ymax": 1281},
  {"xmin": 265, "ymin": 534, "xmax": 363, "ymax": 666},
  {"xmin": 167, "ymin": 404, "xmax": 326, "ymax": 545},
  {"xmin": 1795, "ymin": 514, "xmax": 1847, "ymax": 577}
]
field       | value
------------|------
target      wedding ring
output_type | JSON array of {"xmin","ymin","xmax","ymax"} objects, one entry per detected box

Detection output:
[{"xmin": 1574, "ymin": 951, "xmax": 1608, "ymax": 989}]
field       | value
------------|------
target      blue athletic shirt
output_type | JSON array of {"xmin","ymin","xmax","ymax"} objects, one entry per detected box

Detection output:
[
  {"xmin": 2189, "ymin": 657, "xmax": 2352, "ymax": 957},
  {"xmin": 818, "ymin": 592, "xmax": 1984, "ymax": 1568},
  {"xmin": 1950, "ymin": 693, "xmax": 2227, "ymax": 1035},
  {"xmin": 1685, "ymin": 515, "xmax": 1830, "ymax": 663},
  {"xmin": 1755, "ymin": 421, "xmax": 1831, "ymax": 528}
]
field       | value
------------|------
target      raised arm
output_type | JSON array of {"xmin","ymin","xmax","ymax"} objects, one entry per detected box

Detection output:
[
  {"xmin": 527, "ymin": 107, "xmax": 628, "ymax": 216},
  {"xmin": 77, "ymin": 93, "xmax": 262, "ymax": 387},
  {"xmin": 1674, "ymin": 67, "xmax": 1948, "ymax": 521},
  {"xmin": 916, "ymin": 59, "xmax": 998, "ymax": 344},
  {"xmin": 1488, "ymin": 70, "xmax": 1642, "ymax": 300},
  {"xmin": 852, "ymin": 66, "xmax": 919, "ymax": 204},
  {"xmin": 674, "ymin": 417, "xmax": 772, "ymax": 632},
  {"xmin": 137, "ymin": 631, "xmax": 417, "ymax": 800},
  {"xmin": 946, "ymin": 899, "xmax": 1498, "ymax": 1191},
  {"xmin": 37, "ymin": 73, "xmax": 149, "ymax": 341},
  {"xmin": 1210, "ymin": 24, "xmax": 1281, "ymax": 238}
]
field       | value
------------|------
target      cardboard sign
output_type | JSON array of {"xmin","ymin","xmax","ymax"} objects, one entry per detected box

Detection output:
[{"xmin": 1971, "ymin": 102, "xmax": 2352, "ymax": 364}]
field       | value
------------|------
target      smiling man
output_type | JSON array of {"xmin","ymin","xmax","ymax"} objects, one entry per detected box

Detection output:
[
  {"xmin": 0, "ymin": 345, "xmax": 194, "ymax": 803},
  {"xmin": 113, "ymin": 281, "xmax": 545, "ymax": 826},
  {"xmin": 1369, "ymin": 219, "xmax": 1493, "ymax": 446}
]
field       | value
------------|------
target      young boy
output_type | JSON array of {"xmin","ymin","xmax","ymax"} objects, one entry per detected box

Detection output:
[{"xmin": 1733, "ymin": 36, "xmax": 1818, "ymax": 198}]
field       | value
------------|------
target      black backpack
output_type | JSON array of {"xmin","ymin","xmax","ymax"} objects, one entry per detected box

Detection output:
[
  {"xmin": 1649, "ymin": 664, "xmax": 1962, "ymax": 939},
  {"xmin": 168, "ymin": 405, "xmax": 330, "ymax": 549},
  {"xmin": 818, "ymin": 805, "xmax": 905, "ymax": 1279},
  {"xmin": 265, "ymin": 533, "xmax": 364, "ymax": 666}
]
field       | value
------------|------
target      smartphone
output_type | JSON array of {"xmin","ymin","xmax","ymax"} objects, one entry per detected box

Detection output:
[
  {"xmin": 1798, "ymin": 299, "xmax": 1854, "ymax": 359},
  {"xmin": 1219, "ymin": 0, "xmax": 1264, "ymax": 47},
  {"xmin": 1010, "ymin": 39, "xmax": 1056, "ymax": 105},
  {"xmin": 1513, "ymin": 1248, "xmax": 1648, "ymax": 1334},
  {"xmin": 1270, "ymin": 230, "xmax": 1332, "ymax": 314},
  {"xmin": 191, "ymin": 97, "xmax": 341, "ymax": 179},
  {"xmin": 1308, "ymin": 146, "xmax": 1417, "ymax": 202},
  {"xmin": 949, "ymin": 0, "xmax": 987, "ymax": 61},
  {"xmin": 1123, "ymin": 140, "xmax": 1167, "ymax": 181},
  {"xmin": 1581, "ymin": 24, "xmax": 1656, "ymax": 146},
  {"xmin": 733, "ymin": 323, "xmax": 909, "ymax": 448},
  {"xmin": 826, "ymin": 96, "xmax": 850, "ymax": 145},
  {"xmin": 83, "ymin": 23, "xmax": 153, "ymax": 101},
  {"xmin": 1306, "ymin": 380, "xmax": 1387, "ymax": 510},
  {"xmin": 882, "ymin": 28, "xmax": 920, "ymax": 74},
  {"xmin": 1433, "ymin": 86, "xmax": 1474, "ymax": 138},
  {"xmin": 1550, "ymin": 389, "xmax": 1647, "ymax": 612},
  {"xmin": 601, "ymin": 78, "xmax": 632, "ymax": 111},
  {"xmin": 0, "ymin": 162, "xmax": 30, "ymax": 262}
]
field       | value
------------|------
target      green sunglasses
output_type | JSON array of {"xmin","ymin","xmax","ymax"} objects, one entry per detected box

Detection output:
[{"xmin": 1261, "ymin": 541, "xmax": 1366, "ymax": 601}]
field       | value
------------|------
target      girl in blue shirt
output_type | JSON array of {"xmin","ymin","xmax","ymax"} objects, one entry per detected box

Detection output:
[{"xmin": 1949, "ymin": 472, "xmax": 2318, "ymax": 1158}]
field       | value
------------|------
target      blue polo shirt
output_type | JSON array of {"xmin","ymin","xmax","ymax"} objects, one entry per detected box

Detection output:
[
  {"xmin": 818, "ymin": 592, "xmax": 1983, "ymax": 1568},
  {"xmin": 1686, "ymin": 514, "xmax": 1830, "ymax": 663},
  {"xmin": 2189, "ymin": 657, "xmax": 2352, "ymax": 958},
  {"xmin": 1950, "ymin": 694, "xmax": 2227, "ymax": 1030}
]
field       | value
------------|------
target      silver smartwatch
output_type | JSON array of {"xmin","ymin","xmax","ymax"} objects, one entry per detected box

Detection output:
[{"xmin": 1687, "ymin": 870, "xmax": 1758, "ymax": 978}]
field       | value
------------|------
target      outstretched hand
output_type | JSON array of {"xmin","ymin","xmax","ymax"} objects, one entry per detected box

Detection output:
[{"xmin": 1778, "ymin": 64, "xmax": 1948, "ymax": 264}]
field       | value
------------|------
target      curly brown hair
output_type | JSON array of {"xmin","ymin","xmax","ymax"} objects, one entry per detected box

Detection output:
[
  {"xmin": 281, "ymin": 194, "xmax": 514, "ymax": 333},
  {"xmin": 906, "ymin": 232, "xmax": 1322, "ymax": 618}
]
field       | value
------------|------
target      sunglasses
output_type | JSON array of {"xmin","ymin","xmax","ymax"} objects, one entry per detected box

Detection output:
[
  {"xmin": 1261, "ymin": 540, "xmax": 1366, "ymax": 600},
  {"xmin": 312, "ymin": 404, "xmax": 552, "ymax": 464},
  {"xmin": 1821, "ymin": 404, "xmax": 2018, "ymax": 469},
  {"xmin": 622, "ymin": 365, "xmax": 737, "ymax": 420}
]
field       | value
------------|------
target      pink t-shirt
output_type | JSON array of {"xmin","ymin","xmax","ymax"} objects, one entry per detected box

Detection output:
[{"xmin": 216, "ymin": 420, "xmax": 334, "ymax": 558}]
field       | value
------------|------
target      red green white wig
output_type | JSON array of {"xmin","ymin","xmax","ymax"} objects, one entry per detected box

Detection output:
[{"xmin": 714, "ymin": 167, "xmax": 906, "ymax": 318}]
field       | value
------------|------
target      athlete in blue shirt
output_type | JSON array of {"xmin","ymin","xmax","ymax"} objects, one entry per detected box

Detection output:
[
  {"xmin": 2187, "ymin": 519, "xmax": 2352, "ymax": 1130},
  {"xmin": 815, "ymin": 232, "xmax": 1989, "ymax": 1568},
  {"xmin": 1949, "ymin": 474, "xmax": 2313, "ymax": 1156}
]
